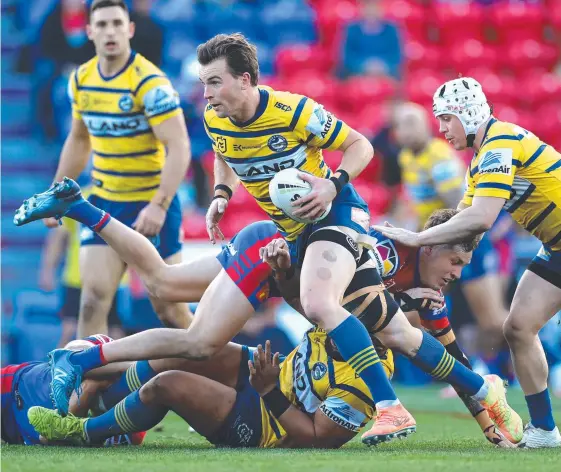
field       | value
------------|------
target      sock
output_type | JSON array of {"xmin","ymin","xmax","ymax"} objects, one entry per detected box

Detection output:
[
  {"xmin": 100, "ymin": 361, "xmax": 158, "ymax": 410},
  {"xmin": 409, "ymin": 331, "xmax": 484, "ymax": 396},
  {"xmin": 85, "ymin": 390, "xmax": 168, "ymax": 443},
  {"xmin": 526, "ymin": 389, "xmax": 555, "ymax": 431},
  {"xmin": 69, "ymin": 345, "xmax": 106, "ymax": 372},
  {"xmin": 65, "ymin": 199, "xmax": 111, "ymax": 231},
  {"xmin": 329, "ymin": 315, "xmax": 398, "ymax": 405}
]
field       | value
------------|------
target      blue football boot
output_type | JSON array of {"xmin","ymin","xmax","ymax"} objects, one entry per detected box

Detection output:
[{"xmin": 48, "ymin": 349, "xmax": 84, "ymax": 417}]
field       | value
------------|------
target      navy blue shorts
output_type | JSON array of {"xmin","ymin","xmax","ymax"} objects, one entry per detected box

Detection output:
[
  {"xmin": 461, "ymin": 232, "xmax": 499, "ymax": 282},
  {"xmin": 216, "ymin": 221, "xmax": 281, "ymax": 310},
  {"xmin": 206, "ymin": 346, "xmax": 263, "ymax": 448},
  {"xmin": 80, "ymin": 195, "xmax": 182, "ymax": 259},
  {"xmin": 287, "ymin": 183, "xmax": 370, "ymax": 266},
  {"xmin": 528, "ymin": 245, "xmax": 561, "ymax": 289}
]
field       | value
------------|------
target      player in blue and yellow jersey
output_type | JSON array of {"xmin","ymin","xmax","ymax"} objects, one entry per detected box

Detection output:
[
  {"xmin": 375, "ymin": 77, "xmax": 561, "ymax": 448},
  {"xmin": 197, "ymin": 32, "xmax": 418, "ymax": 444},
  {"xmin": 42, "ymin": 0, "xmax": 192, "ymax": 335},
  {"xmin": 393, "ymin": 102, "xmax": 510, "ymax": 379}
]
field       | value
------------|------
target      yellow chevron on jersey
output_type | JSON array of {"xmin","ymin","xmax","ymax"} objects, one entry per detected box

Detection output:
[
  {"xmin": 462, "ymin": 118, "xmax": 561, "ymax": 251},
  {"xmin": 259, "ymin": 328, "xmax": 393, "ymax": 448},
  {"xmin": 399, "ymin": 138, "xmax": 465, "ymax": 227},
  {"xmin": 68, "ymin": 51, "xmax": 181, "ymax": 202},
  {"xmin": 204, "ymin": 87, "xmax": 350, "ymax": 241}
]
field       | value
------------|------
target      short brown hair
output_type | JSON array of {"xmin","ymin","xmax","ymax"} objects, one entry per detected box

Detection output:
[
  {"xmin": 423, "ymin": 209, "xmax": 482, "ymax": 252},
  {"xmin": 89, "ymin": 0, "xmax": 128, "ymax": 19},
  {"xmin": 197, "ymin": 33, "xmax": 259, "ymax": 86}
]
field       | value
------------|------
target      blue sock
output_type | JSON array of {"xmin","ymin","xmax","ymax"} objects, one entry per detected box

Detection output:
[
  {"xmin": 69, "ymin": 345, "xmax": 105, "ymax": 372},
  {"xmin": 85, "ymin": 390, "xmax": 168, "ymax": 443},
  {"xmin": 526, "ymin": 389, "xmax": 555, "ymax": 431},
  {"xmin": 100, "ymin": 362, "xmax": 158, "ymax": 410},
  {"xmin": 329, "ymin": 315, "xmax": 398, "ymax": 405},
  {"xmin": 65, "ymin": 199, "xmax": 111, "ymax": 231},
  {"xmin": 410, "ymin": 331, "xmax": 484, "ymax": 395}
]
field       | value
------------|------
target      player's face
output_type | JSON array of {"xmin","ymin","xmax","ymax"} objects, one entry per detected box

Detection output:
[
  {"xmin": 200, "ymin": 58, "xmax": 246, "ymax": 119},
  {"xmin": 394, "ymin": 114, "xmax": 427, "ymax": 149},
  {"xmin": 422, "ymin": 246, "xmax": 471, "ymax": 289},
  {"xmin": 88, "ymin": 7, "xmax": 134, "ymax": 60},
  {"xmin": 437, "ymin": 114, "xmax": 467, "ymax": 150}
]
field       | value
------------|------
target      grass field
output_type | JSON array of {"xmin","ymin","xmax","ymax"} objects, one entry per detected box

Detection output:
[{"xmin": 2, "ymin": 385, "xmax": 560, "ymax": 472}]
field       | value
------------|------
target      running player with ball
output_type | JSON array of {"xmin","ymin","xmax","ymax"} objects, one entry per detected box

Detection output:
[{"xmin": 13, "ymin": 36, "xmax": 522, "ymax": 447}]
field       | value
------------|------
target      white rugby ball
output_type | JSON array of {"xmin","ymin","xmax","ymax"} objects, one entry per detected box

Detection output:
[{"xmin": 269, "ymin": 168, "xmax": 332, "ymax": 224}]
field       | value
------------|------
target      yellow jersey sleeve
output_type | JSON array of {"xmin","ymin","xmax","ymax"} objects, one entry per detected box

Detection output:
[
  {"xmin": 135, "ymin": 75, "xmax": 182, "ymax": 128},
  {"xmin": 68, "ymin": 69, "xmax": 81, "ymax": 120},
  {"xmin": 295, "ymin": 98, "xmax": 350, "ymax": 150},
  {"xmin": 473, "ymin": 141, "xmax": 520, "ymax": 200},
  {"xmin": 461, "ymin": 167, "xmax": 475, "ymax": 207}
]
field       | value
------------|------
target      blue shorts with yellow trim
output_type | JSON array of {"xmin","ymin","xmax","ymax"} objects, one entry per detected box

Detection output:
[
  {"xmin": 528, "ymin": 245, "xmax": 561, "ymax": 289},
  {"xmin": 81, "ymin": 194, "xmax": 182, "ymax": 259},
  {"xmin": 460, "ymin": 233, "xmax": 499, "ymax": 282},
  {"xmin": 216, "ymin": 221, "xmax": 281, "ymax": 310},
  {"xmin": 206, "ymin": 346, "xmax": 266, "ymax": 448},
  {"xmin": 287, "ymin": 183, "xmax": 370, "ymax": 266}
]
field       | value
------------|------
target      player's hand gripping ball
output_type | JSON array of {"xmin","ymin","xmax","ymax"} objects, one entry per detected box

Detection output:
[{"xmin": 269, "ymin": 168, "xmax": 332, "ymax": 224}]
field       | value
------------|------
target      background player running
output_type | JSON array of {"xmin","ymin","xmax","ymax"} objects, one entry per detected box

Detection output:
[
  {"xmin": 42, "ymin": 0, "xmax": 192, "ymax": 334},
  {"xmin": 376, "ymin": 77, "xmax": 561, "ymax": 448}
]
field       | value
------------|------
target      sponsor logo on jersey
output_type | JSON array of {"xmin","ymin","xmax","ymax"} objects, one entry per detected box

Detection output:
[
  {"xmin": 232, "ymin": 159, "xmax": 297, "ymax": 179},
  {"xmin": 275, "ymin": 102, "xmax": 292, "ymax": 112},
  {"xmin": 216, "ymin": 136, "xmax": 227, "ymax": 153},
  {"xmin": 320, "ymin": 113, "xmax": 333, "ymax": 139},
  {"xmin": 268, "ymin": 134, "xmax": 288, "ymax": 152},
  {"xmin": 319, "ymin": 404, "xmax": 360, "ymax": 432},
  {"xmin": 118, "ymin": 94, "xmax": 134, "ymax": 112},
  {"xmin": 479, "ymin": 149, "xmax": 512, "ymax": 175},
  {"xmin": 85, "ymin": 117, "xmax": 144, "ymax": 134},
  {"xmin": 144, "ymin": 85, "xmax": 179, "ymax": 116},
  {"xmin": 233, "ymin": 143, "xmax": 263, "ymax": 152}
]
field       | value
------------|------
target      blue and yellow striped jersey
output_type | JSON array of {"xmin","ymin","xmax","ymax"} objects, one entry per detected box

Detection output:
[
  {"xmin": 204, "ymin": 87, "xmax": 350, "ymax": 241},
  {"xmin": 259, "ymin": 328, "xmax": 393, "ymax": 448},
  {"xmin": 399, "ymin": 138, "xmax": 465, "ymax": 228},
  {"xmin": 69, "ymin": 51, "xmax": 182, "ymax": 202},
  {"xmin": 461, "ymin": 118, "xmax": 561, "ymax": 251}
]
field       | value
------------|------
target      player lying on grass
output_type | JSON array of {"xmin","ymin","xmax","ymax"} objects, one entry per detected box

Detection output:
[
  {"xmin": 0, "ymin": 335, "xmax": 146, "ymax": 446},
  {"xmin": 28, "ymin": 337, "xmax": 394, "ymax": 449},
  {"xmin": 14, "ymin": 180, "xmax": 522, "ymax": 446},
  {"xmin": 374, "ymin": 77, "xmax": 561, "ymax": 448}
]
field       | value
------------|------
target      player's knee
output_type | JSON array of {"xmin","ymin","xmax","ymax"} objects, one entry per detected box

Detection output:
[
  {"xmin": 503, "ymin": 315, "xmax": 533, "ymax": 342},
  {"xmin": 141, "ymin": 372, "xmax": 178, "ymax": 404},
  {"xmin": 300, "ymin": 292, "xmax": 339, "ymax": 325},
  {"xmin": 79, "ymin": 287, "xmax": 112, "ymax": 322}
]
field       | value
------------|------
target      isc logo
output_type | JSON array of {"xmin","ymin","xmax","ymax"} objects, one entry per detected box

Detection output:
[{"xmin": 275, "ymin": 102, "xmax": 292, "ymax": 112}]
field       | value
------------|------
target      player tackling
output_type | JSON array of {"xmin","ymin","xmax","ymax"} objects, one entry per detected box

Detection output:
[{"xmin": 375, "ymin": 77, "xmax": 561, "ymax": 448}]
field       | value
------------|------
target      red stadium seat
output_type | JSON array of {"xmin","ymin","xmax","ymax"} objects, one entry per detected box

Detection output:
[
  {"xmin": 338, "ymin": 75, "xmax": 397, "ymax": 113},
  {"xmin": 450, "ymin": 40, "xmax": 498, "ymax": 75},
  {"xmin": 489, "ymin": 2, "xmax": 545, "ymax": 44},
  {"xmin": 532, "ymin": 104, "xmax": 561, "ymax": 144},
  {"xmin": 404, "ymin": 70, "xmax": 447, "ymax": 106},
  {"xmin": 519, "ymin": 73, "xmax": 561, "ymax": 109},
  {"xmin": 502, "ymin": 40, "xmax": 559, "ymax": 76},
  {"xmin": 182, "ymin": 211, "xmax": 208, "ymax": 240},
  {"xmin": 220, "ymin": 210, "xmax": 268, "ymax": 239},
  {"xmin": 275, "ymin": 45, "xmax": 334, "ymax": 78},
  {"xmin": 314, "ymin": 0, "xmax": 359, "ymax": 50},
  {"xmin": 432, "ymin": 2, "xmax": 485, "ymax": 45},
  {"xmin": 353, "ymin": 181, "xmax": 392, "ymax": 216},
  {"xmin": 474, "ymin": 72, "xmax": 517, "ymax": 108},
  {"xmin": 283, "ymin": 73, "xmax": 338, "ymax": 110},
  {"xmin": 404, "ymin": 41, "xmax": 442, "ymax": 73},
  {"xmin": 383, "ymin": 0, "xmax": 429, "ymax": 43}
]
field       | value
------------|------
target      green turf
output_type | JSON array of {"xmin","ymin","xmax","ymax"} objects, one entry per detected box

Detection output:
[{"xmin": 2, "ymin": 386, "xmax": 560, "ymax": 472}]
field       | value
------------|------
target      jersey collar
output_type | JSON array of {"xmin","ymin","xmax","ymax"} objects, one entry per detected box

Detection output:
[
  {"xmin": 97, "ymin": 50, "xmax": 136, "ymax": 82},
  {"xmin": 480, "ymin": 117, "xmax": 497, "ymax": 147},
  {"xmin": 229, "ymin": 88, "xmax": 269, "ymax": 128}
]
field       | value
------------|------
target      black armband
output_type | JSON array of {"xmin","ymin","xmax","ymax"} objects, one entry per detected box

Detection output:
[
  {"xmin": 329, "ymin": 169, "xmax": 350, "ymax": 195},
  {"xmin": 214, "ymin": 184, "xmax": 233, "ymax": 200},
  {"xmin": 262, "ymin": 387, "xmax": 291, "ymax": 418}
]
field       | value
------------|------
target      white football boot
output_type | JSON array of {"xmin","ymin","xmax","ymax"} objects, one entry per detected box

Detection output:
[{"xmin": 518, "ymin": 423, "xmax": 561, "ymax": 448}]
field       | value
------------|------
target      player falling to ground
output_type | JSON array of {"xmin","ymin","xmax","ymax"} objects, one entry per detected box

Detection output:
[
  {"xmin": 15, "ymin": 178, "xmax": 523, "ymax": 447},
  {"xmin": 393, "ymin": 103, "xmax": 510, "ymax": 375},
  {"xmin": 375, "ymin": 77, "xmax": 561, "ymax": 448},
  {"xmin": 28, "ymin": 337, "xmax": 394, "ymax": 449},
  {"xmin": 42, "ymin": 0, "xmax": 192, "ymax": 335}
]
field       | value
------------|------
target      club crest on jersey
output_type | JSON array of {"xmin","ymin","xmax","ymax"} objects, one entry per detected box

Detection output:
[
  {"xmin": 312, "ymin": 362, "xmax": 327, "ymax": 380},
  {"xmin": 119, "ymin": 94, "xmax": 134, "ymax": 112},
  {"xmin": 479, "ymin": 149, "xmax": 512, "ymax": 175},
  {"xmin": 268, "ymin": 135, "xmax": 288, "ymax": 152}
]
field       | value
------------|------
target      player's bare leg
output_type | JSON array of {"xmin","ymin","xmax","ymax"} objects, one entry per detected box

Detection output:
[
  {"xmin": 77, "ymin": 245, "xmax": 126, "ymax": 337},
  {"xmin": 503, "ymin": 270, "xmax": 561, "ymax": 447},
  {"xmin": 299, "ymin": 235, "xmax": 416, "ymax": 445},
  {"xmin": 462, "ymin": 274, "xmax": 509, "ymax": 366},
  {"xmin": 148, "ymin": 251, "xmax": 194, "ymax": 329}
]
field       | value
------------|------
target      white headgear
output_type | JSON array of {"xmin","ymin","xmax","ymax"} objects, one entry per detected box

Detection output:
[{"xmin": 432, "ymin": 77, "xmax": 491, "ymax": 146}]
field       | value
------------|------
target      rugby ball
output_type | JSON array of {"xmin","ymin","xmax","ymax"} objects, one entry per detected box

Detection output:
[{"xmin": 269, "ymin": 168, "xmax": 332, "ymax": 224}]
